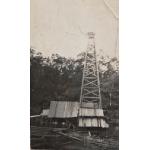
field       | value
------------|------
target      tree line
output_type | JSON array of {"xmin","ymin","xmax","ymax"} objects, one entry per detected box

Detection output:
[{"xmin": 30, "ymin": 49, "xmax": 119, "ymax": 115}]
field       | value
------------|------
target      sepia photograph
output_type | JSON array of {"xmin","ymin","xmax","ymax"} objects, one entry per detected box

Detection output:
[
  {"xmin": 30, "ymin": 0, "xmax": 119, "ymax": 149},
  {"xmin": 2, "ymin": 0, "xmax": 150, "ymax": 150}
]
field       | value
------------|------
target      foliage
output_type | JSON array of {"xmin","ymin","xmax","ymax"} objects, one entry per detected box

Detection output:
[{"xmin": 30, "ymin": 49, "xmax": 119, "ymax": 116}]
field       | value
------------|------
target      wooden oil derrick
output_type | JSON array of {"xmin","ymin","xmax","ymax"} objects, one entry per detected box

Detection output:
[
  {"xmin": 80, "ymin": 32, "xmax": 102, "ymax": 108},
  {"xmin": 78, "ymin": 32, "xmax": 109, "ymax": 128}
]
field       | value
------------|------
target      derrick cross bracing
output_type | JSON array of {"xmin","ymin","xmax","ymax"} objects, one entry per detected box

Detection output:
[
  {"xmin": 80, "ymin": 32, "xmax": 102, "ymax": 109},
  {"xmin": 79, "ymin": 32, "xmax": 109, "ymax": 128}
]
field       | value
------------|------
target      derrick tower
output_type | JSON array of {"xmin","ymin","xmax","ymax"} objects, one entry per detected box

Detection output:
[
  {"xmin": 78, "ymin": 32, "xmax": 109, "ymax": 128},
  {"xmin": 80, "ymin": 32, "xmax": 102, "ymax": 108}
]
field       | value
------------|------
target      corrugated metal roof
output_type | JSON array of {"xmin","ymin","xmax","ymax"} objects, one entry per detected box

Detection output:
[
  {"xmin": 48, "ymin": 101, "xmax": 105, "ymax": 118},
  {"xmin": 48, "ymin": 101, "xmax": 79, "ymax": 118},
  {"xmin": 79, "ymin": 108, "xmax": 104, "ymax": 117},
  {"xmin": 47, "ymin": 101, "xmax": 109, "ymax": 128},
  {"xmin": 81, "ymin": 102, "xmax": 99, "ymax": 108}
]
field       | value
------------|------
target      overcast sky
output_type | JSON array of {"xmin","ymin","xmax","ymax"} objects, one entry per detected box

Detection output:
[{"xmin": 31, "ymin": 0, "xmax": 118, "ymax": 58}]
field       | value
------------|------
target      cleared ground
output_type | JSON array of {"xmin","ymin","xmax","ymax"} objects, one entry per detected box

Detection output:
[{"xmin": 31, "ymin": 126, "xmax": 119, "ymax": 150}]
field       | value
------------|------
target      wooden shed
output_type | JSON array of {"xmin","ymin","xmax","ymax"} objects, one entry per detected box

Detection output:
[{"xmin": 46, "ymin": 101, "xmax": 109, "ymax": 128}]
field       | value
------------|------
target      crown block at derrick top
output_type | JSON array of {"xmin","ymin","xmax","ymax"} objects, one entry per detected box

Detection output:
[{"xmin": 87, "ymin": 32, "xmax": 95, "ymax": 39}]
